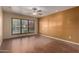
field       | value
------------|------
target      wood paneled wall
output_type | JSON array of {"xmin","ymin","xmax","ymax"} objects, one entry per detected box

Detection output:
[{"xmin": 39, "ymin": 7, "xmax": 79, "ymax": 43}]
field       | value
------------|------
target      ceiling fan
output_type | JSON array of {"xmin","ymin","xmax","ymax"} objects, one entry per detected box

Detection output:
[{"xmin": 32, "ymin": 8, "xmax": 43, "ymax": 16}]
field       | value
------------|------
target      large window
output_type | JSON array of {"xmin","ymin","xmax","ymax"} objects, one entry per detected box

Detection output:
[{"xmin": 11, "ymin": 18, "xmax": 35, "ymax": 35}]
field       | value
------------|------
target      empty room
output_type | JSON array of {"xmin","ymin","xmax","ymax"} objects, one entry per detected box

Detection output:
[{"xmin": 0, "ymin": 6, "xmax": 79, "ymax": 53}]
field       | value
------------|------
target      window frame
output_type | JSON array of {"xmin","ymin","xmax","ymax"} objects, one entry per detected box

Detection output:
[{"xmin": 11, "ymin": 18, "xmax": 35, "ymax": 35}]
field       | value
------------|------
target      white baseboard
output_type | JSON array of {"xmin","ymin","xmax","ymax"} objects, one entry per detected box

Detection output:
[{"xmin": 40, "ymin": 34, "xmax": 79, "ymax": 46}]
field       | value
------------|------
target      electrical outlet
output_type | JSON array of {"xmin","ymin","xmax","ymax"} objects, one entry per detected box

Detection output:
[{"xmin": 69, "ymin": 35, "xmax": 72, "ymax": 39}]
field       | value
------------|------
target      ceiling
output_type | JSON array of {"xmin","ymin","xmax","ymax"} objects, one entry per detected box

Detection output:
[{"xmin": 2, "ymin": 6, "xmax": 75, "ymax": 17}]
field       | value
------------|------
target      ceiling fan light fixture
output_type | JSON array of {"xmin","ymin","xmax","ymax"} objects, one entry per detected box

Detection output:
[
  {"xmin": 38, "ymin": 13, "xmax": 42, "ymax": 15},
  {"xmin": 33, "ymin": 12, "xmax": 37, "ymax": 15},
  {"xmin": 32, "ymin": 8, "xmax": 37, "ymax": 11},
  {"xmin": 37, "ymin": 10, "xmax": 42, "ymax": 12},
  {"xmin": 32, "ymin": 7, "xmax": 43, "ymax": 16}
]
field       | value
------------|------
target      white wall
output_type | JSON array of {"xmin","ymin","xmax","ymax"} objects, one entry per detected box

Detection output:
[
  {"xmin": 3, "ymin": 12, "xmax": 38, "ymax": 39},
  {"xmin": 0, "ymin": 7, "xmax": 3, "ymax": 45}
]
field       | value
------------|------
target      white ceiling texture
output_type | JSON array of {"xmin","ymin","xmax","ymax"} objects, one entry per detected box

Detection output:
[{"xmin": 2, "ymin": 6, "xmax": 75, "ymax": 17}]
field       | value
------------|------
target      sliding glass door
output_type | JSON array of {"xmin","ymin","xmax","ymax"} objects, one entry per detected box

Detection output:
[{"xmin": 11, "ymin": 18, "xmax": 35, "ymax": 35}]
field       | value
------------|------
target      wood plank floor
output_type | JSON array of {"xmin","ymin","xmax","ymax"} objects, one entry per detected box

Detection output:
[{"xmin": 0, "ymin": 35, "xmax": 79, "ymax": 53}]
